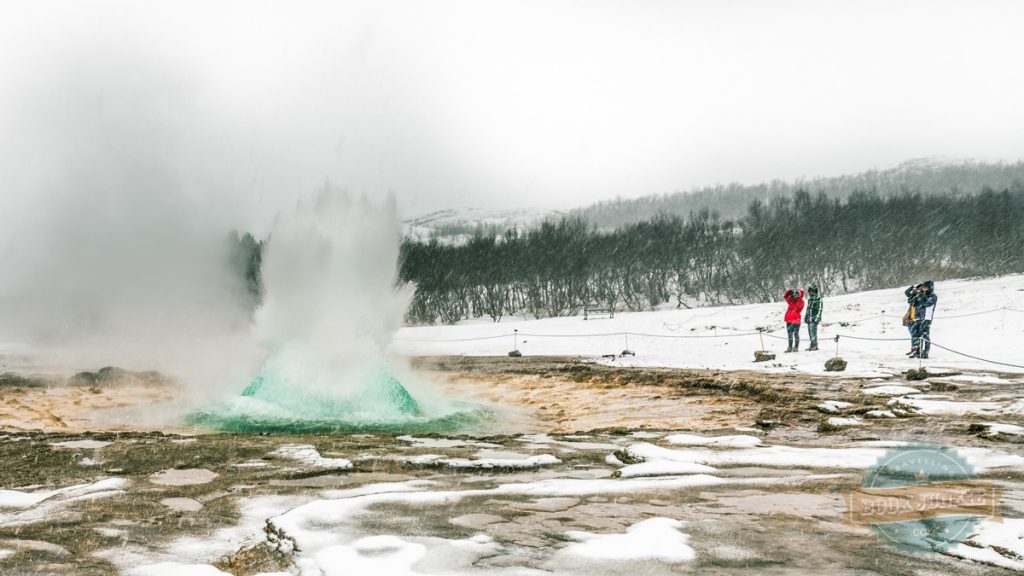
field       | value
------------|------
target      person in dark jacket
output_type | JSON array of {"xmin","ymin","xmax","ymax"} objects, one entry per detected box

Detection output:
[
  {"xmin": 804, "ymin": 285, "xmax": 822, "ymax": 351},
  {"xmin": 904, "ymin": 280, "xmax": 937, "ymax": 358},
  {"xmin": 784, "ymin": 289, "xmax": 805, "ymax": 353}
]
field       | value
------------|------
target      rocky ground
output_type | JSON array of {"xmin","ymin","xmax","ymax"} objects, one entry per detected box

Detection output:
[{"xmin": 1, "ymin": 356, "xmax": 1023, "ymax": 575}]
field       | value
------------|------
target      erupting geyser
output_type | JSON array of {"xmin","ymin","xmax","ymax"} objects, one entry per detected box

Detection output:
[{"xmin": 191, "ymin": 188, "xmax": 487, "ymax": 433}]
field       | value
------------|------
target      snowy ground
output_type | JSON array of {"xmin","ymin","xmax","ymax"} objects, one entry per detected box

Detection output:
[
  {"xmin": 2, "ymin": 275, "xmax": 1024, "ymax": 575},
  {"xmin": 393, "ymin": 274, "xmax": 1024, "ymax": 377},
  {"xmin": 3, "ymin": 427, "xmax": 1024, "ymax": 575}
]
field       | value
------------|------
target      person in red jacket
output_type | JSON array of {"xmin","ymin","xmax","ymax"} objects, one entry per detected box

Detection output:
[{"xmin": 784, "ymin": 289, "xmax": 805, "ymax": 353}]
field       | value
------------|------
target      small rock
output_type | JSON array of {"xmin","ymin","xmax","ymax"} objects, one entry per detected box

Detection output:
[
  {"xmin": 906, "ymin": 368, "xmax": 929, "ymax": 381},
  {"xmin": 754, "ymin": 351, "xmax": 776, "ymax": 362},
  {"xmin": 824, "ymin": 357, "xmax": 847, "ymax": 372},
  {"xmin": 508, "ymin": 350, "xmax": 522, "ymax": 358}
]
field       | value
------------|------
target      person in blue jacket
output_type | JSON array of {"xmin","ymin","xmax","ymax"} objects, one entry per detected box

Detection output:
[{"xmin": 904, "ymin": 280, "xmax": 937, "ymax": 358}]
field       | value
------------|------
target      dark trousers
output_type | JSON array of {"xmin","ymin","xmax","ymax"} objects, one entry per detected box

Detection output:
[
  {"xmin": 787, "ymin": 322, "xmax": 800, "ymax": 349},
  {"xmin": 912, "ymin": 320, "xmax": 932, "ymax": 356},
  {"xmin": 806, "ymin": 322, "xmax": 819, "ymax": 348}
]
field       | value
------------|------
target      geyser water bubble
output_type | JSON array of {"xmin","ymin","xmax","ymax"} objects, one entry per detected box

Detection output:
[{"xmin": 190, "ymin": 187, "xmax": 490, "ymax": 433}]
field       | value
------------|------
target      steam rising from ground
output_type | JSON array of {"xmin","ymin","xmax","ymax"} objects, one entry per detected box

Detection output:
[
  {"xmin": 255, "ymin": 189, "xmax": 407, "ymax": 371},
  {"xmin": 189, "ymin": 188, "xmax": 488, "ymax": 432}
]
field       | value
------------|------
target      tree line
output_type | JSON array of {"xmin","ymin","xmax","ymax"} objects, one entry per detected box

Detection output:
[{"xmin": 397, "ymin": 186, "xmax": 1024, "ymax": 325}]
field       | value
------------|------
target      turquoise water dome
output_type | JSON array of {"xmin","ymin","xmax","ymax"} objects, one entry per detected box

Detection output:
[{"xmin": 189, "ymin": 353, "xmax": 490, "ymax": 434}]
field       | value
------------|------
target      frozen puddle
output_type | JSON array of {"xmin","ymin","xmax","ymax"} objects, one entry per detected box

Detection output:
[{"xmin": 149, "ymin": 469, "xmax": 218, "ymax": 486}]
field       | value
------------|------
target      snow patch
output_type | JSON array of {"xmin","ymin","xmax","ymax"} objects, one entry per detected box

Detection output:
[
  {"xmin": 862, "ymin": 385, "xmax": 921, "ymax": 396},
  {"xmin": 827, "ymin": 417, "xmax": 863, "ymax": 427},
  {"xmin": 889, "ymin": 396, "xmax": 1001, "ymax": 416},
  {"xmin": 0, "ymin": 478, "xmax": 127, "ymax": 510},
  {"xmin": 404, "ymin": 453, "xmax": 561, "ymax": 469},
  {"xmin": 49, "ymin": 440, "xmax": 112, "ymax": 449},
  {"xmin": 395, "ymin": 435, "xmax": 500, "ymax": 449},
  {"xmin": 616, "ymin": 461, "xmax": 717, "ymax": 478},
  {"xmin": 948, "ymin": 518, "xmax": 1024, "ymax": 571},
  {"xmin": 271, "ymin": 444, "xmax": 352, "ymax": 470},
  {"xmin": 981, "ymin": 423, "xmax": 1024, "ymax": 436},
  {"xmin": 664, "ymin": 434, "xmax": 761, "ymax": 448},
  {"xmin": 560, "ymin": 517, "xmax": 695, "ymax": 563},
  {"xmin": 817, "ymin": 401, "xmax": 853, "ymax": 413}
]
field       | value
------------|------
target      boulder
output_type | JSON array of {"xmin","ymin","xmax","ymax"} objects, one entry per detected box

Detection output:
[{"xmin": 824, "ymin": 357, "xmax": 847, "ymax": 372}]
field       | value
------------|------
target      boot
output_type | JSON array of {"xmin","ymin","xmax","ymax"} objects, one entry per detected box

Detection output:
[{"xmin": 906, "ymin": 347, "xmax": 918, "ymax": 357}]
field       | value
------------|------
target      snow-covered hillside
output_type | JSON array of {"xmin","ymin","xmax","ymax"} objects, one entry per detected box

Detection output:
[
  {"xmin": 402, "ymin": 207, "xmax": 560, "ymax": 243},
  {"xmin": 393, "ymin": 275, "xmax": 1024, "ymax": 376}
]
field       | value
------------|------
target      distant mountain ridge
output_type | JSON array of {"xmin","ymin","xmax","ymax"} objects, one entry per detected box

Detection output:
[
  {"xmin": 404, "ymin": 158, "xmax": 1024, "ymax": 240},
  {"xmin": 570, "ymin": 157, "xmax": 1024, "ymax": 230}
]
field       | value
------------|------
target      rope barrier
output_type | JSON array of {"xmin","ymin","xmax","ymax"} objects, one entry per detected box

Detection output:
[
  {"xmin": 939, "ymin": 307, "xmax": 1010, "ymax": 320},
  {"xmin": 393, "ymin": 333, "xmax": 512, "ymax": 343},
  {"xmin": 394, "ymin": 306, "xmax": 1024, "ymax": 370},
  {"xmin": 626, "ymin": 331, "xmax": 762, "ymax": 340},
  {"xmin": 926, "ymin": 341, "xmax": 1024, "ymax": 370}
]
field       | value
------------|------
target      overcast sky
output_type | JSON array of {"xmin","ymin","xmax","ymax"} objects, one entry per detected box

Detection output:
[{"xmin": 2, "ymin": 0, "xmax": 1023, "ymax": 226}]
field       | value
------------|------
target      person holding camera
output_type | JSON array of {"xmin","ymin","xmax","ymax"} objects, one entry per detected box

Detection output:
[
  {"xmin": 784, "ymin": 288, "xmax": 805, "ymax": 353},
  {"xmin": 903, "ymin": 280, "xmax": 937, "ymax": 358}
]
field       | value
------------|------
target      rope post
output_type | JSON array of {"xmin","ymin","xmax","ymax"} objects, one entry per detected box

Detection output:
[
  {"xmin": 514, "ymin": 329, "xmax": 518, "ymax": 352},
  {"xmin": 834, "ymin": 334, "xmax": 840, "ymax": 356},
  {"xmin": 624, "ymin": 332, "xmax": 630, "ymax": 351},
  {"xmin": 758, "ymin": 327, "xmax": 765, "ymax": 350},
  {"xmin": 881, "ymin": 309, "xmax": 886, "ymax": 334}
]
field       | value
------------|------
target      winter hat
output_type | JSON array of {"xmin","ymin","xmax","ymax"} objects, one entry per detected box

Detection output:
[{"xmin": 808, "ymin": 285, "xmax": 818, "ymax": 293}]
